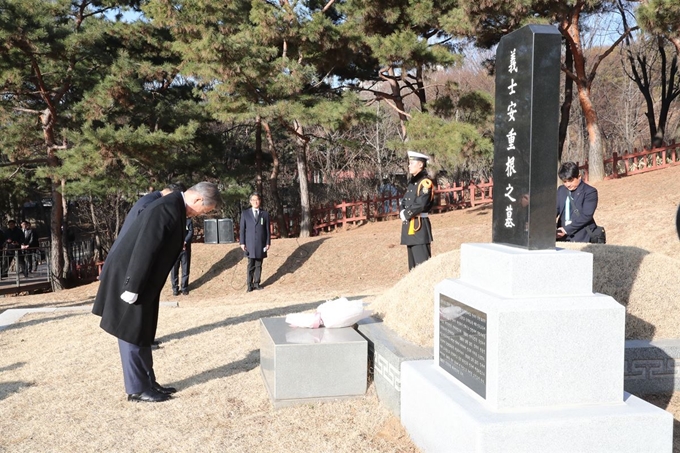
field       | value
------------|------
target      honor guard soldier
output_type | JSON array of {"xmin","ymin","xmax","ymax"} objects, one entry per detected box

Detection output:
[{"xmin": 400, "ymin": 151, "xmax": 435, "ymax": 270}]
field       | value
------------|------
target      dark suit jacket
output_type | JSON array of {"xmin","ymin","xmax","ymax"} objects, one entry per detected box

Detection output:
[
  {"xmin": 92, "ymin": 192, "xmax": 186, "ymax": 346},
  {"xmin": 239, "ymin": 208, "xmax": 271, "ymax": 259},
  {"xmin": 22, "ymin": 228, "xmax": 38, "ymax": 247},
  {"xmin": 4, "ymin": 226, "xmax": 23, "ymax": 245},
  {"xmin": 556, "ymin": 180, "xmax": 598, "ymax": 243},
  {"xmin": 183, "ymin": 218, "xmax": 194, "ymax": 248}
]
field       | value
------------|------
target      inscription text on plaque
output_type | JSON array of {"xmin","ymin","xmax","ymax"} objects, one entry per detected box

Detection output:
[{"xmin": 438, "ymin": 295, "xmax": 487, "ymax": 398}]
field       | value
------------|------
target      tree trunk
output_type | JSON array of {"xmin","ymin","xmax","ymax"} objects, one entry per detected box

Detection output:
[
  {"xmin": 577, "ymin": 86, "xmax": 605, "ymax": 181},
  {"xmin": 115, "ymin": 189, "xmax": 121, "ymax": 240},
  {"xmin": 89, "ymin": 194, "xmax": 102, "ymax": 263},
  {"xmin": 49, "ymin": 177, "xmax": 64, "ymax": 290},
  {"xmin": 294, "ymin": 120, "xmax": 311, "ymax": 238},
  {"xmin": 654, "ymin": 38, "xmax": 680, "ymax": 148},
  {"xmin": 263, "ymin": 121, "xmax": 288, "ymax": 238},
  {"xmin": 558, "ymin": 45, "xmax": 574, "ymax": 162},
  {"xmin": 255, "ymin": 115, "xmax": 264, "ymax": 195},
  {"xmin": 42, "ymin": 107, "xmax": 65, "ymax": 291},
  {"xmin": 561, "ymin": 7, "xmax": 605, "ymax": 182},
  {"xmin": 385, "ymin": 67, "xmax": 408, "ymax": 140},
  {"xmin": 414, "ymin": 65, "xmax": 427, "ymax": 113},
  {"xmin": 61, "ymin": 178, "xmax": 71, "ymax": 282}
]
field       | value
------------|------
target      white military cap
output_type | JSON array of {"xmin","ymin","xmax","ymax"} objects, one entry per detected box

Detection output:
[{"xmin": 407, "ymin": 150, "xmax": 430, "ymax": 162}]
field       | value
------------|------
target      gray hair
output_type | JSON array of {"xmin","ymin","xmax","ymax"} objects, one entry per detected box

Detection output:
[{"xmin": 187, "ymin": 182, "xmax": 222, "ymax": 207}]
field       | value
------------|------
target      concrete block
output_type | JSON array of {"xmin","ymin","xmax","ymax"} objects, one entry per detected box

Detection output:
[
  {"xmin": 259, "ymin": 317, "xmax": 367, "ymax": 408},
  {"xmin": 435, "ymin": 279, "xmax": 626, "ymax": 410},
  {"xmin": 356, "ymin": 317, "xmax": 433, "ymax": 416},
  {"xmin": 460, "ymin": 243, "xmax": 593, "ymax": 297},
  {"xmin": 401, "ymin": 360, "xmax": 673, "ymax": 453},
  {"xmin": 625, "ymin": 339, "xmax": 680, "ymax": 395}
]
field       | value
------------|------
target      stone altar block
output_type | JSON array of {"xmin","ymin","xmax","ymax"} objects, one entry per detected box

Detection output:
[
  {"xmin": 259, "ymin": 317, "xmax": 367, "ymax": 408},
  {"xmin": 400, "ymin": 244, "xmax": 673, "ymax": 452}
]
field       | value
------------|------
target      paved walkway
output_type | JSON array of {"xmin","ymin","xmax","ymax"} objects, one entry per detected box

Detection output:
[{"xmin": 0, "ymin": 301, "xmax": 178, "ymax": 331}]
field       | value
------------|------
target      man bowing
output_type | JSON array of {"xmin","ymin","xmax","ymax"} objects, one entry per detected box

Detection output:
[{"xmin": 92, "ymin": 182, "xmax": 221, "ymax": 402}]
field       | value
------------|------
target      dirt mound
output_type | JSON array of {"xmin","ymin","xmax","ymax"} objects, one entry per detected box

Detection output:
[{"xmin": 369, "ymin": 243, "xmax": 680, "ymax": 349}]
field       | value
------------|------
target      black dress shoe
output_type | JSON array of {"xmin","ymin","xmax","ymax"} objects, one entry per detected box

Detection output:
[
  {"xmin": 152, "ymin": 382, "xmax": 177, "ymax": 395},
  {"xmin": 182, "ymin": 290, "xmax": 189, "ymax": 296},
  {"xmin": 172, "ymin": 290, "xmax": 179, "ymax": 296},
  {"xmin": 246, "ymin": 287, "xmax": 253, "ymax": 293},
  {"xmin": 254, "ymin": 284, "xmax": 263, "ymax": 290},
  {"xmin": 127, "ymin": 389, "xmax": 171, "ymax": 402}
]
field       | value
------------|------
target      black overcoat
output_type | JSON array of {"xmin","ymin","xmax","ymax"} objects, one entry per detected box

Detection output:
[
  {"xmin": 239, "ymin": 209, "xmax": 271, "ymax": 259},
  {"xmin": 92, "ymin": 192, "xmax": 185, "ymax": 346},
  {"xmin": 400, "ymin": 170, "xmax": 435, "ymax": 246}
]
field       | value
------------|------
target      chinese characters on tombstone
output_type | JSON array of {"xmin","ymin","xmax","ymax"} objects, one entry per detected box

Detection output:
[
  {"xmin": 437, "ymin": 25, "xmax": 563, "ymax": 397},
  {"xmin": 491, "ymin": 25, "xmax": 561, "ymax": 250}
]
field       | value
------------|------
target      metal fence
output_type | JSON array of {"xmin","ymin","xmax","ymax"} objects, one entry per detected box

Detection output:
[{"xmin": 0, "ymin": 245, "xmax": 51, "ymax": 291}]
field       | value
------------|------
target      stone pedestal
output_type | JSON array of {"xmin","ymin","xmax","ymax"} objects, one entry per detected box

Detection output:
[
  {"xmin": 400, "ymin": 243, "xmax": 673, "ymax": 452},
  {"xmin": 259, "ymin": 317, "xmax": 367, "ymax": 408},
  {"xmin": 356, "ymin": 318, "xmax": 433, "ymax": 416}
]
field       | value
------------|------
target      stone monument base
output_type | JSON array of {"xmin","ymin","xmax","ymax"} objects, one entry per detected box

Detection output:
[
  {"xmin": 259, "ymin": 317, "xmax": 367, "ymax": 408},
  {"xmin": 401, "ymin": 360, "xmax": 673, "ymax": 453}
]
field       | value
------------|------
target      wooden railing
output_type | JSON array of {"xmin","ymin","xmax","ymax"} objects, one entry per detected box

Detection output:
[
  {"xmin": 197, "ymin": 141, "xmax": 680, "ymax": 239},
  {"xmin": 304, "ymin": 180, "xmax": 494, "ymax": 235},
  {"xmin": 578, "ymin": 140, "xmax": 680, "ymax": 181}
]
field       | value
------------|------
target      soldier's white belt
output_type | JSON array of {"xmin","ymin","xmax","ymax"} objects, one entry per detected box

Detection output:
[{"xmin": 419, "ymin": 213, "xmax": 428, "ymax": 218}]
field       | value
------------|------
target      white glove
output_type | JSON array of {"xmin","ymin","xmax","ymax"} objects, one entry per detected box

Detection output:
[
  {"xmin": 399, "ymin": 210, "xmax": 407, "ymax": 221},
  {"xmin": 120, "ymin": 291, "xmax": 138, "ymax": 304}
]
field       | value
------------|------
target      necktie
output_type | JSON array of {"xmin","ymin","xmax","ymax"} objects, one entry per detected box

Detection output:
[
  {"xmin": 254, "ymin": 209, "xmax": 259, "ymax": 218},
  {"xmin": 564, "ymin": 195, "xmax": 571, "ymax": 224}
]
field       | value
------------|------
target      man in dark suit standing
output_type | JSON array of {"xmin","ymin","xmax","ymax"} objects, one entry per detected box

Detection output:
[
  {"xmin": 0, "ymin": 228, "xmax": 6, "ymax": 279},
  {"xmin": 92, "ymin": 182, "xmax": 220, "ymax": 403},
  {"xmin": 3, "ymin": 220, "xmax": 23, "ymax": 277},
  {"xmin": 20, "ymin": 220, "xmax": 39, "ymax": 276},
  {"xmin": 400, "ymin": 151, "xmax": 435, "ymax": 271},
  {"xmin": 556, "ymin": 161, "xmax": 599, "ymax": 243},
  {"xmin": 171, "ymin": 217, "xmax": 193, "ymax": 296},
  {"xmin": 239, "ymin": 193, "xmax": 271, "ymax": 292}
]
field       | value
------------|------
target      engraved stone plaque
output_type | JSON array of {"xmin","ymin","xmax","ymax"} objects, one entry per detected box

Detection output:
[{"xmin": 438, "ymin": 295, "xmax": 487, "ymax": 398}]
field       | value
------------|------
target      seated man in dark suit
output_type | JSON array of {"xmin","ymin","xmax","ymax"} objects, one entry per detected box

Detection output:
[{"xmin": 556, "ymin": 161, "xmax": 599, "ymax": 243}]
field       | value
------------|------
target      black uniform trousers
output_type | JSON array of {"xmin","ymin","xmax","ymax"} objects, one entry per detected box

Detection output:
[
  {"xmin": 118, "ymin": 338, "xmax": 156, "ymax": 394},
  {"xmin": 247, "ymin": 258, "xmax": 263, "ymax": 288},
  {"xmin": 170, "ymin": 246, "xmax": 191, "ymax": 292},
  {"xmin": 407, "ymin": 244, "xmax": 431, "ymax": 271}
]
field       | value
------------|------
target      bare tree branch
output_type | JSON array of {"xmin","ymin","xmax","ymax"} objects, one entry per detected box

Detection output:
[
  {"xmin": 0, "ymin": 158, "xmax": 48, "ymax": 167},
  {"xmin": 322, "ymin": 0, "xmax": 336, "ymax": 13}
]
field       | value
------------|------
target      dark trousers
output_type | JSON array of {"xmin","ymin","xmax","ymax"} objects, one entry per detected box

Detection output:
[
  {"xmin": 23, "ymin": 248, "xmax": 38, "ymax": 272},
  {"xmin": 407, "ymin": 243, "xmax": 431, "ymax": 271},
  {"xmin": 118, "ymin": 338, "xmax": 156, "ymax": 394},
  {"xmin": 3, "ymin": 246, "xmax": 19, "ymax": 276},
  {"xmin": 0, "ymin": 250, "xmax": 7, "ymax": 277},
  {"xmin": 246, "ymin": 258, "xmax": 263, "ymax": 288},
  {"xmin": 171, "ymin": 247, "xmax": 191, "ymax": 292}
]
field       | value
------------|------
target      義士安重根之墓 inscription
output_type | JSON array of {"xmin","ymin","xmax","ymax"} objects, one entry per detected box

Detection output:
[
  {"xmin": 491, "ymin": 25, "xmax": 561, "ymax": 250},
  {"xmin": 438, "ymin": 295, "xmax": 487, "ymax": 398}
]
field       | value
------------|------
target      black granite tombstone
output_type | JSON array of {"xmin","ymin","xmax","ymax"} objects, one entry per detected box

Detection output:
[{"xmin": 491, "ymin": 25, "xmax": 561, "ymax": 250}]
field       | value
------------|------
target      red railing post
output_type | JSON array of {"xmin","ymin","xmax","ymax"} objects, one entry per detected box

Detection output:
[{"xmin": 612, "ymin": 152, "xmax": 619, "ymax": 178}]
